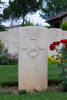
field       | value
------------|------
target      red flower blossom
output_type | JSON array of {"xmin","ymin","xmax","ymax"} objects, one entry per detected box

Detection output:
[
  {"xmin": 50, "ymin": 44, "xmax": 55, "ymax": 51},
  {"xmin": 60, "ymin": 39, "xmax": 67, "ymax": 43},
  {"xmin": 53, "ymin": 41, "xmax": 60, "ymax": 45},
  {"xmin": 65, "ymin": 43, "xmax": 67, "ymax": 48}
]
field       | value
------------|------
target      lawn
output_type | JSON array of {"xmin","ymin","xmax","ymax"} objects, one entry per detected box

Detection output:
[
  {"xmin": 0, "ymin": 64, "xmax": 18, "ymax": 85},
  {"xmin": 48, "ymin": 64, "xmax": 62, "ymax": 81},
  {"xmin": 0, "ymin": 93, "xmax": 67, "ymax": 100},
  {"xmin": 0, "ymin": 64, "xmax": 67, "ymax": 100},
  {"xmin": 0, "ymin": 64, "xmax": 62, "ymax": 85}
]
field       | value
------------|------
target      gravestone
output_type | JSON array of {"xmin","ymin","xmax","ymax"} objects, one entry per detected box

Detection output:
[{"xmin": 18, "ymin": 26, "xmax": 48, "ymax": 91}]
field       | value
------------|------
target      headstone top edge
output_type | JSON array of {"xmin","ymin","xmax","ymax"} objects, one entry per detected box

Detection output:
[{"xmin": 18, "ymin": 26, "xmax": 47, "ymax": 30}]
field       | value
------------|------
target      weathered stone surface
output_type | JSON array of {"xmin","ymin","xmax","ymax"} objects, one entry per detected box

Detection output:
[
  {"xmin": 48, "ymin": 28, "xmax": 67, "ymax": 56},
  {"xmin": 0, "ymin": 27, "xmax": 67, "ymax": 56},
  {"xmin": 18, "ymin": 26, "xmax": 48, "ymax": 91}
]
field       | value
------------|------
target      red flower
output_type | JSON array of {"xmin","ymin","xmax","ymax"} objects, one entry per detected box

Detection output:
[
  {"xmin": 53, "ymin": 41, "xmax": 60, "ymax": 45},
  {"xmin": 60, "ymin": 39, "xmax": 67, "ymax": 43},
  {"xmin": 65, "ymin": 43, "xmax": 67, "ymax": 48},
  {"xmin": 50, "ymin": 44, "xmax": 55, "ymax": 51}
]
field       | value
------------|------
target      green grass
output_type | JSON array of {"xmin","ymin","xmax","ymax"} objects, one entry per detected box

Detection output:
[
  {"xmin": 48, "ymin": 64, "xmax": 62, "ymax": 81},
  {"xmin": 0, "ymin": 64, "xmax": 18, "ymax": 84},
  {"xmin": 0, "ymin": 64, "xmax": 62, "ymax": 85},
  {"xmin": 0, "ymin": 93, "xmax": 67, "ymax": 100},
  {"xmin": 0, "ymin": 90, "xmax": 14, "ymax": 95},
  {"xmin": 0, "ymin": 64, "xmax": 67, "ymax": 99}
]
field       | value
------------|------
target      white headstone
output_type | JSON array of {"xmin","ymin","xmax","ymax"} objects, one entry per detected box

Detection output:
[{"xmin": 18, "ymin": 26, "xmax": 48, "ymax": 91}]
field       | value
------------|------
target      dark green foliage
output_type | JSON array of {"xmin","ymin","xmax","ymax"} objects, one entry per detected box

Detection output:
[
  {"xmin": 18, "ymin": 90, "xmax": 27, "ymax": 95},
  {"xmin": 61, "ymin": 21, "xmax": 67, "ymax": 31},
  {"xmin": 41, "ymin": 0, "xmax": 67, "ymax": 20},
  {"xmin": 0, "ymin": 1, "xmax": 5, "ymax": 24},
  {"xmin": 3, "ymin": 0, "xmax": 42, "ymax": 26},
  {"xmin": 0, "ymin": 25, "xmax": 6, "ymax": 31},
  {"xmin": 0, "ymin": 14, "xmax": 4, "ymax": 25},
  {"xmin": 14, "ymin": 0, "xmax": 42, "ymax": 26},
  {"xmin": 0, "ymin": 54, "xmax": 18, "ymax": 65},
  {"xmin": 3, "ymin": 1, "xmax": 18, "ymax": 27},
  {"xmin": 45, "ymin": 88, "xmax": 51, "ymax": 93},
  {"xmin": 0, "ymin": 90, "xmax": 14, "ymax": 95},
  {"xmin": 61, "ymin": 46, "xmax": 67, "ymax": 90},
  {"xmin": 33, "ymin": 89, "xmax": 39, "ymax": 93},
  {"xmin": 44, "ymin": 26, "xmax": 50, "ymax": 29},
  {"xmin": 24, "ymin": 20, "xmax": 34, "ymax": 26}
]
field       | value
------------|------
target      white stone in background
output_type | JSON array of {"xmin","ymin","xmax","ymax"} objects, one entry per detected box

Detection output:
[
  {"xmin": 7, "ymin": 28, "xmax": 19, "ymax": 54},
  {"xmin": 0, "ymin": 27, "xmax": 67, "ymax": 56},
  {"xmin": 48, "ymin": 28, "xmax": 67, "ymax": 56},
  {"xmin": 18, "ymin": 26, "xmax": 48, "ymax": 91}
]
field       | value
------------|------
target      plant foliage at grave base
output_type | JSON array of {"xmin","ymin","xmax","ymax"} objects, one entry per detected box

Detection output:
[
  {"xmin": 18, "ymin": 90, "xmax": 28, "ymax": 95},
  {"xmin": 0, "ymin": 25, "xmax": 6, "ymax": 31},
  {"xmin": 61, "ymin": 46, "xmax": 67, "ymax": 90},
  {"xmin": 50, "ymin": 39, "xmax": 67, "ymax": 90},
  {"xmin": 0, "ymin": 40, "xmax": 18, "ymax": 65},
  {"xmin": 0, "ymin": 90, "xmax": 14, "ymax": 95},
  {"xmin": 61, "ymin": 21, "xmax": 67, "ymax": 31},
  {"xmin": 48, "ymin": 56, "xmax": 61, "ymax": 64}
]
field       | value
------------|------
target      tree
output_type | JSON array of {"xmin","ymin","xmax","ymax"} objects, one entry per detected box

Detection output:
[
  {"xmin": 3, "ymin": 0, "xmax": 18, "ymax": 27},
  {"xmin": 0, "ymin": 0, "xmax": 4, "ymax": 24},
  {"xmin": 0, "ymin": 14, "xmax": 3, "ymax": 24},
  {"xmin": 24, "ymin": 19, "xmax": 34, "ymax": 26},
  {"xmin": 3, "ymin": 0, "xmax": 42, "ymax": 26},
  {"xmin": 40, "ymin": 0, "xmax": 67, "ymax": 20}
]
